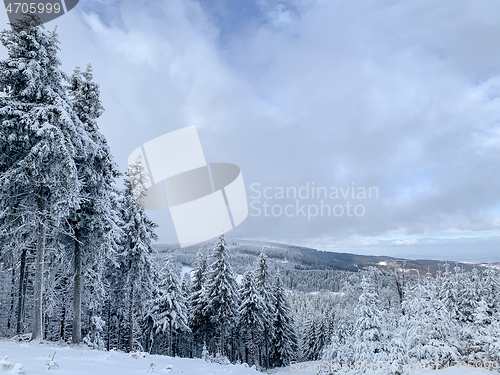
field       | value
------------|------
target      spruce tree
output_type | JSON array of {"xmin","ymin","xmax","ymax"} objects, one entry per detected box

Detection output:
[
  {"xmin": 270, "ymin": 272, "xmax": 298, "ymax": 367},
  {"xmin": 119, "ymin": 166, "xmax": 158, "ymax": 352},
  {"xmin": 254, "ymin": 253, "xmax": 275, "ymax": 368},
  {"xmin": 238, "ymin": 271, "xmax": 265, "ymax": 366},
  {"xmin": 188, "ymin": 252, "xmax": 211, "ymax": 356},
  {"xmin": 147, "ymin": 260, "xmax": 190, "ymax": 356},
  {"xmin": 401, "ymin": 274, "xmax": 460, "ymax": 367},
  {"xmin": 0, "ymin": 16, "xmax": 92, "ymax": 341},
  {"xmin": 67, "ymin": 64, "xmax": 121, "ymax": 344},
  {"xmin": 203, "ymin": 233, "xmax": 240, "ymax": 359},
  {"xmin": 352, "ymin": 276, "xmax": 387, "ymax": 368}
]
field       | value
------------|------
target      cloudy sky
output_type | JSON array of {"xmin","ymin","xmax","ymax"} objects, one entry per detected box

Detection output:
[{"xmin": 2, "ymin": 0, "xmax": 500, "ymax": 261}]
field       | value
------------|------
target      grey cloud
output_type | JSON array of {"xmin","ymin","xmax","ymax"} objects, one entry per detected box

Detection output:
[{"xmin": 1, "ymin": 0, "xmax": 498, "ymax": 259}]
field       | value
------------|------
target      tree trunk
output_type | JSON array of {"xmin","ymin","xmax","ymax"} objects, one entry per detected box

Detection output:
[
  {"xmin": 60, "ymin": 300, "xmax": 66, "ymax": 341},
  {"xmin": 168, "ymin": 321, "xmax": 172, "ymax": 357},
  {"xmin": 7, "ymin": 262, "xmax": 15, "ymax": 330},
  {"xmin": 128, "ymin": 283, "xmax": 134, "ymax": 353},
  {"xmin": 106, "ymin": 299, "xmax": 111, "ymax": 351},
  {"xmin": 72, "ymin": 229, "xmax": 82, "ymax": 344},
  {"xmin": 16, "ymin": 247, "xmax": 27, "ymax": 334},
  {"xmin": 31, "ymin": 217, "xmax": 45, "ymax": 341}
]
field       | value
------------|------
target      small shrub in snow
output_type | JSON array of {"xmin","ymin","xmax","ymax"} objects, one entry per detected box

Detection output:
[
  {"xmin": 145, "ymin": 362, "xmax": 156, "ymax": 373},
  {"xmin": 1, "ymin": 356, "xmax": 13, "ymax": 370},
  {"xmin": 1, "ymin": 357, "xmax": 25, "ymax": 374},
  {"xmin": 212, "ymin": 352, "xmax": 230, "ymax": 365},
  {"xmin": 201, "ymin": 344, "xmax": 211, "ymax": 362},
  {"xmin": 46, "ymin": 352, "xmax": 59, "ymax": 370}
]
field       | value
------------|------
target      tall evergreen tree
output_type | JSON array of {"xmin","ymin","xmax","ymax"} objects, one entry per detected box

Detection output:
[
  {"xmin": 238, "ymin": 271, "xmax": 265, "ymax": 366},
  {"xmin": 203, "ymin": 233, "xmax": 240, "ymax": 359},
  {"xmin": 270, "ymin": 272, "xmax": 298, "ymax": 367},
  {"xmin": 401, "ymin": 274, "xmax": 460, "ymax": 366},
  {"xmin": 119, "ymin": 162, "xmax": 158, "ymax": 352},
  {"xmin": 147, "ymin": 260, "xmax": 189, "ymax": 356},
  {"xmin": 254, "ymin": 253, "xmax": 275, "ymax": 368},
  {"xmin": 352, "ymin": 275, "xmax": 387, "ymax": 369},
  {"xmin": 188, "ymin": 252, "xmax": 210, "ymax": 356},
  {"xmin": 67, "ymin": 64, "xmax": 121, "ymax": 344},
  {"xmin": 0, "ymin": 16, "xmax": 92, "ymax": 341},
  {"xmin": 300, "ymin": 313, "xmax": 328, "ymax": 361}
]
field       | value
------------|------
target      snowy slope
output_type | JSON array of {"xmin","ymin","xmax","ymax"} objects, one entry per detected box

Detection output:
[
  {"xmin": 1, "ymin": 340, "xmax": 498, "ymax": 375},
  {"xmin": 0, "ymin": 340, "xmax": 260, "ymax": 375}
]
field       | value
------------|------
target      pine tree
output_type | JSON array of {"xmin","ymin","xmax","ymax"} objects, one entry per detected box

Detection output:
[
  {"xmin": 188, "ymin": 252, "xmax": 211, "ymax": 356},
  {"xmin": 0, "ymin": 16, "xmax": 92, "ymax": 341},
  {"xmin": 401, "ymin": 274, "xmax": 460, "ymax": 367},
  {"xmin": 270, "ymin": 272, "xmax": 298, "ymax": 367},
  {"xmin": 67, "ymin": 64, "xmax": 121, "ymax": 344},
  {"xmin": 147, "ymin": 260, "xmax": 190, "ymax": 356},
  {"xmin": 254, "ymin": 253, "xmax": 275, "ymax": 368},
  {"xmin": 203, "ymin": 233, "xmax": 240, "ymax": 359},
  {"xmin": 119, "ymin": 167, "xmax": 159, "ymax": 352},
  {"xmin": 351, "ymin": 276, "xmax": 387, "ymax": 369},
  {"xmin": 300, "ymin": 313, "xmax": 328, "ymax": 361},
  {"xmin": 238, "ymin": 271, "xmax": 265, "ymax": 366}
]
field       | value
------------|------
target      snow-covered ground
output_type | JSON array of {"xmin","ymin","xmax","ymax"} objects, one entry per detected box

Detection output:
[
  {"xmin": 0, "ymin": 340, "xmax": 260, "ymax": 375},
  {"xmin": 1, "ymin": 340, "xmax": 498, "ymax": 375}
]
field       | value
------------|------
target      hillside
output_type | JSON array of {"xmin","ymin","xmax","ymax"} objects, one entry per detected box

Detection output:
[{"xmin": 152, "ymin": 239, "xmax": 490, "ymax": 276}]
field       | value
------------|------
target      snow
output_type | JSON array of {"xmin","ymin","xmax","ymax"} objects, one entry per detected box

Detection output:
[
  {"xmin": 0, "ymin": 340, "xmax": 260, "ymax": 375},
  {"xmin": 6, "ymin": 339, "xmax": 496, "ymax": 375}
]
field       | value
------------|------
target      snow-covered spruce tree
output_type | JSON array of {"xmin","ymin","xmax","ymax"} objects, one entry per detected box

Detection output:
[
  {"xmin": 177, "ymin": 271, "xmax": 193, "ymax": 357},
  {"xmin": 203, "ymin": 233, "xmax": 240, "ymax": 360},
  {"xmin": 147, "ymin": 260, "xmax": 190, "ymax": 356},
  {"xmin": 238, "ymin": 270, "xmax": 265, "ymax": 367},
  {"xmin": 464, "ymin": 299, "xmax": 492, "ymax": 361},
  {"xmin": 254, "ymin": 252, "xmax": 275, "ymax": 368},
  {"xmin": 481, "ymin": 267, "xmax": 499, "ymax": 310},
  {"xmin": 351, "ymin": 275, "xmax": 387, "ymax": 371},
  {"xmin": 321, "ymin": 310, "xmax": 356, "ymax": 367},
  {"xmin": 400, "ymin": 273, "xmax": 460, "ymax": 367},
  {"xmin": 67, "ymin": 64, "xmax": 121, "ymax": 345},
  {"xmin": 119, "ymin": 164, "xmax": 159, "ymax": 352},
  {"xmin": 0, "ymin": 16, "xmax": 93, "ymax": 341},
  {"xmin": 270, "ymin": 271, "xmax": 298, "ymax": 368},
  {"xmin": 300, "ymin": 313, "xmax": 328, "ymax": 361},
  {"xmin": 188, "ymin": 252, "xmax": 211, "ymax": 357},
  {"xmin": 388, "ymin": 325, "xmax": 410, "ymax": 375}
]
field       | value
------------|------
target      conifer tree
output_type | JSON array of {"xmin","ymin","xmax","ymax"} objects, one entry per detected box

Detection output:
[
  {"xmin": 147, "ymin": 260, "xmax": 190, "ymax": 356},
  {"xmin": 238, "ymin": 271, "xmax": 265, "ymax": 366},
  {"xmin": 401, "ymin": 274, "xmax": 460, "ymax": 367},
  {"xmin": 67, "ymin": 64, "xmax": 121, "ymax": 344},
  {"xmin": 0, "ymin": 16, "xmax": 92, "ymax": 341},
  {"xmin": 352, "ymin": 276, "xmax": 387, "ymax": 368},
  {"xmin": 188, "ymin": 252, "xmax": 211, "ymax": 355},
  {"xmin": 203, "ymin": 233, "xmax": 240, "ymax": 359},
  {"xmin": 119, "ymin": 164, "xmax": 158, "ymax": 352},
  {"xmin": 254, "ymin": 253, "xmax": 275, "ymax": 368},
  {"xmin": 270, "ymin": 272, "xmax": 298, "ymax": 367}
]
